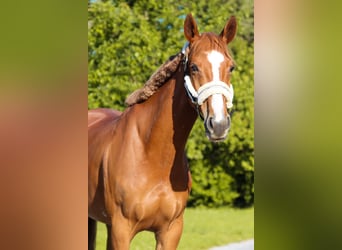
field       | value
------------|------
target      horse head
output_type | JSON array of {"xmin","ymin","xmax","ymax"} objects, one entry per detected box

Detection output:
[{"xmin": 183, "ymin": 13, "xmax": 237, "ymax": 142}]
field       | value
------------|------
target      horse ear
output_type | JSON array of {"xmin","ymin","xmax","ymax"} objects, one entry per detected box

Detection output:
[
  {"xmin": 184, "ymin": 13, "xmax": 200, "ymax": 43},
  {"xmin": 220, "ymin": 16, "xmax": 237, "ymax": 44}
]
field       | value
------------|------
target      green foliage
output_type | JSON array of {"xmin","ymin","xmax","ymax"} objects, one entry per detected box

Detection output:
[{"xmin": 88, "ymin": 0, "xmax": 254, "ymax": 207}]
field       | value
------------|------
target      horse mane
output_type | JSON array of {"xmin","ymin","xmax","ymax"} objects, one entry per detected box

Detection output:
[{"xmin": 125, "ymin": 52, "xmax": 184, "ymax": 106}]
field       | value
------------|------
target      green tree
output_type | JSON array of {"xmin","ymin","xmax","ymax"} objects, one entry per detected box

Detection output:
[{"xmin": 88, "ymin": 0, "xmax": 254, "ymax": 207}]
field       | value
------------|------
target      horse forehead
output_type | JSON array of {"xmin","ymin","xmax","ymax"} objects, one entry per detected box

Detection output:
[
  {"xmin": 195, "ymin": 50, "xmax": 226, "ymax": 71},
  {"xmin": 207, "ymin": 50, "xmax": 224, "ymax": 65},
  {"xmin": 192, "ymin": 46, "xmax": 227, "ymax": 63}
]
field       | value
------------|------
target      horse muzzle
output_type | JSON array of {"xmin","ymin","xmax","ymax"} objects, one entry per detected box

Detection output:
[{"xmin": 205, "ymin": 115, "xmax": 231, "ymax": 142}]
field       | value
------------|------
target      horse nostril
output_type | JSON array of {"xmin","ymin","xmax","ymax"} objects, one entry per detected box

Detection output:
[
  {"xmin": 205, "ymin": 117, "xmax": 215, "ymax": 133},
  {"xmin": 207, "ymin": 117, "xmax": 214, "ymax": 131}
]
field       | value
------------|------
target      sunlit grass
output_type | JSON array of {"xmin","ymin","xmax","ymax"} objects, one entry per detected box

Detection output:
[{"xmin": 95, "ymin": 207, "xmax": 254, "ymax": 250}]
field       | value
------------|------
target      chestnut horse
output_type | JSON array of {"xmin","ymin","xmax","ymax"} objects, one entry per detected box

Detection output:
[{"xmin": 88, "ymin": 14, "xmax": 237, "ymax": 250}]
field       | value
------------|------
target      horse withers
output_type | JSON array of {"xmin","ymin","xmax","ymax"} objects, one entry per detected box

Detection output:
[{"xmin": 88, "ymin": 13, "xmax": 237, "ymax": 250}]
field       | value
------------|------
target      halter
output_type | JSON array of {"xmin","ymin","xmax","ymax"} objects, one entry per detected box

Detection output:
[{"xmin": 181, "ymin": 42, "xmax": 234, "ymax": 116}]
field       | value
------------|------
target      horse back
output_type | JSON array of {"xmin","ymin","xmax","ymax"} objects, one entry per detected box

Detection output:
[
  {"xmin": 88, "ymin": 108, "xmax": 122, "ymax": 159},
  {"xmin": 88, "ymin": 108, "xmax": 122, "ymax": 127}
]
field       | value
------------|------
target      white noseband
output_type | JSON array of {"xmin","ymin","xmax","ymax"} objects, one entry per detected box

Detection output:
[{"xmin": 184, "ymin": 75, "xmax": 234, "ymax": 109}]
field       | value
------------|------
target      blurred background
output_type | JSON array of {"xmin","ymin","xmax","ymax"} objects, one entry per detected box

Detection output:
[{"xmin": 1, "ymin": 0, "xmax": 342, "ymax": 249}]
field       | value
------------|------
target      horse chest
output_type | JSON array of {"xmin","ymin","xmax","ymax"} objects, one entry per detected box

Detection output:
[{"xmin": 120, "ymin": 182, "xmax": 188, "ymax": 229}]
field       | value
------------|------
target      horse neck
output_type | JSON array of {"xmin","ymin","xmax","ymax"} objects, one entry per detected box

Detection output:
[{"xmin": 136, "ymin": 67, "xmax": 198, "ymax": 152}]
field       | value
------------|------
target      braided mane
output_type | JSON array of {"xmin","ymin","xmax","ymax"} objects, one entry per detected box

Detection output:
[{"xmin": 125, "ymin": 52, "xmax": 184, "ymax": 106}]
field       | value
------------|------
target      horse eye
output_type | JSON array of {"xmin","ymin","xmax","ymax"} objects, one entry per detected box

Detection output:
[
  {"xmin": 191, "ymin": 64, "xmax": 199, "ymax": 73},
  {"xmin": 229, "ymin": 66, "xmax": 235, "ymax": 73}
]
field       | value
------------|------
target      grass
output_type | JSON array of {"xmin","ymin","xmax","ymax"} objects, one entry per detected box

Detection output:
[{"xmin": 95, "ymin": 207, "xmax": 254, "ymax": 250}]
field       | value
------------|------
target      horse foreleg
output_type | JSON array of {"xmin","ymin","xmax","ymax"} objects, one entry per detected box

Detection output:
[
  {"xmin": 155, "ymin": 216, "xmax": 184, "ymax": 250},
  {"xmin": 88, "ymin": 217, "xmax": 97, "ymax": 250},
  {"xmin": 106, "ymin": 222, "xmax": 131, "ymax": 250}
]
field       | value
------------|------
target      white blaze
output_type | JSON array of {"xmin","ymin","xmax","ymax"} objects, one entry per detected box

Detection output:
[{"xmin": 207, "ymin": 50, "xmax": 225, "ymax": 121}]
